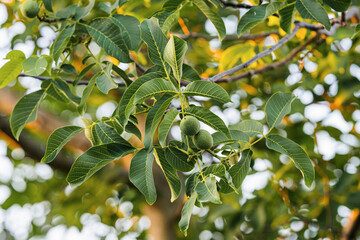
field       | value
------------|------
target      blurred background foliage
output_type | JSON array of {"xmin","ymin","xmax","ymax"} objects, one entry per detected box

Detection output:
[{"xmin": 0, "ymin": 0, "xmax": 360, "ymax": 239}]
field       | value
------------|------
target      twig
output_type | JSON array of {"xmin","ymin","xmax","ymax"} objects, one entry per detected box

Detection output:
[
  {"xmin": 18, "ymin": 73, "xmax": 126, "ymax": 87},
  {"xmin": 37, "ymin": 15, "xmax": 57, "ymax": 23},
  {"xmin": 215, "ymin": 34, "xmax": 321, "ymax": 83},
  {"xmin": 177, "ymin": 31, "xmax": 279, "ymax": 41},
  {"xmin": 219, "ymin": 0, "xmax": 253, "ymax": 9},
  {"xmin": 208, "ymin": 24, "xmax": 301, "ymax": 82}
]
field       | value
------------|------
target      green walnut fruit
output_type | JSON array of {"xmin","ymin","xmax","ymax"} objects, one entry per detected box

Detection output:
[
  {"xmin": 193, "ymin": 129, "xmax": 213, "ymax": 150},
  {"xmin": 180, "ymin": 116, "xmax": 200, "ymax": 136},
  {"xmin": 21, "ymin": 0, "xmax": 40, "ymax": 18}
]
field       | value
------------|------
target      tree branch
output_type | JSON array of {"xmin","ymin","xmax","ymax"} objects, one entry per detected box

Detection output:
[
  {"xmin": 208, "ymin": 24, "xmax": 301, "ymax": 82},
  {"xmin": 177, "ymin": 30, "xmax": 279, "ymax": 41},
  {"xmin": 18, "ymin": 73, "xmax": 127, "ymax": 87},
  {"xmin": 215, "ymin": 34, "xmax": 321, "ymax": 83},
  {"xmin": 219, "ymin": 0, "xmax": 253, "ymax": 9}
]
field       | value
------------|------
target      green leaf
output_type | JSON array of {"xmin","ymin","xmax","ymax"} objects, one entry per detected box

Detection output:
[
  {"xmin": 164, "ymin": 35, "xmax": 188, "ymax": 80},
  {"xmin": 75, "ymin": 0, "xmax": 95, "ymax": 20},
  {"xmin": 235, "ymin": 120, "xmax": 263, "ymax": 138},
  {"xmin": 154, "ymin": 10, "xmax": 180, "ymax": 35},
  {"xmin": 144, "ymin": 95, "xmax": 173, "ymax": 149},
  {"xmin": 86, "ymin": 18, "xmax": 132, "ymax": 63},
  {"xmin": 212, "ymin": 130, "xmax": 249, "ymax": 145},
  {"xmin": 266, "ymin": 134, "xmax": 315, "ymax": 188},
  {"xmin": 42, "ymin": 126, "xmax": 84, "ymax": 163},
  {"xmin": 118, "ymin": 72, "xmax": 165, "ymax": 125},
  {"xmin": 158, "ymin": 109, "xmax": 179, "ymax": 147},
  {"xmin": 44, "ymin": 81, "xmax": 71, "ymax": 104},
  {"xmin": 129, "ymin": 149, "xmax": 157, "ymax": 205},
  {"xmin": 183, "ymin": 81, "xmax": 231, "ymax": 103},
  {"xmin": 111, "ymin": 14, "xmax": 141, "ymax": 51},
  {"xmin": 154, "ymin": 147, "xmax": 181, "ymax": 202},
  {"xmin": 112, "ymin": 64, "xmax": 132, "ymax": 87},
  {"xmin": 237, "ymin": 2, "xmax": 287, "ymax": 36},
  {"xmin": 95, "ymin": 122, "xmax": 128, "ymax": 145},
  {"xmin": 195, "ymin": 176, "xmax": 222, "ymax": 204},
  {"xmin": 265, "ymin": 92, "xmax": 296, "ymax": 131},
  {"xmin": 295, "ymin": 0, "xmax": 331, "ymax": 31},
  {"xmin": 140, "ymin": 18, "xmax": 170, "ymax": 74},
  {"xmin": 179, "ymin": 192, "xmax": 197, "ymax": 236},
  {"xmin": 352, "ymin": 24, "xmax": 360, "ymax": 39},
  {"xmin": 193, "ymin": 0, "xmax": 226, "ymax": 41},
  {"xmin": 67, "ymin": 143, "xmax": 135, "ymax": 186},
  {"xmin": 0, "ymin": 50, "xmax": 25, "ymax": 88},
  {"xmin": 323, "ymin": 0, "xmax": 351, "ymax": 12},
  {"xmin": 182, "ymin": 64, "xmax": 201, "ymax": 82},
  {"xmin": 134, "ymin": 78, "xmax": 178, "ymax": 104},
  {"xmin": 185, "ymin": 173, "xmax": 200, "ymax": 197},
  {"xmin": 10, "ymin": 89, "xmax": 47, "ymax": 140},
  {"xmin": 163, "ymin": 0, "xmax": 186, "ymax": 11},
  {"xmin": 185, "ymin": 106, "xmax": 230, "ymax": 137},
  {"xmin": 82, "ymin": 118, "xmax": 101, "ymax": 146},
  {"xmin": 55, "ymin": 5, "xmax": 79, "ymax": 19},
  {"xmin": 51, "ymin": 24, "xmax": 75, "ymax": 63},
  {"xmin": 78, "ymin": 72, "xmax": 101, "ymax": 115},
  {"xmin": 125, "ymin": 120, "xmax": 142, "ymax": 141},
  {"xmin": 165, "ymin": 145, "xmax": 194, "ymax": 172},
  {"xmin": 61, "ymin": 64, "xmax": 77, "ymax": 75},
  {"xmin": 51, "ymin": 78, "xmax": 81, "ymax": 104},
  {"xmin": 228, "ymin": 149, "xmax": 252, "ymax": 188},
  {"xmin": 42, "ymin": 0, "xmax": 53, "ymax": 12},
  {"xmin": 96, "ymin": 62, "xmax": 118, "ymax": 94},
  {"xmin": 23, "ymin": 56, "xmax": 40, "ymax": 76},
  {"xmin": 279, "ymin": 2, "xmax": 296, "ymax": 33}
]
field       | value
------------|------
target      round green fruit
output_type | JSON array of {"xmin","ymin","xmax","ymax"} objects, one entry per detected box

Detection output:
[
  {"xmin": 180, "ymin": 116, "xmax": 200, "ymax": 136},
  {"xmin": 193, "ymin": 129, "xmax": 213, "ymax": 150},
  {"xmin": 21, "ymin": 0, "xmax": 40, "ymax": 19}
]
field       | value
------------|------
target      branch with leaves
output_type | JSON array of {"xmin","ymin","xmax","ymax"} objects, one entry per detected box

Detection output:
[{"xmin": 0, "ymin": 0, "xmax": 359, "ymax": 237}]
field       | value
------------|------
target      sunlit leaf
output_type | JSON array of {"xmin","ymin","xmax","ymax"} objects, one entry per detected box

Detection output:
[{"xmin": 0, "ymin": 50, "xmax": 25, "ymax": 88}]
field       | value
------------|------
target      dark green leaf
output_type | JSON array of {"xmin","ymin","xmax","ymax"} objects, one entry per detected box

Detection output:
[
  {"xmin": 228, "ymin": 149, "xmax": 252, "ymax": 188},
  {"xmin": 265, "ymin": 92, "xmax": 296, "ymax": 131},
  {"xmin": 193, "ymin": 0, "xmax": 226, "ymax": 41},
  {"xmin": 134, "ymin": 78, "xmax": 178, "ymax": 104},
  {"xmin": 164, "ymin": 35, "xmax": 188, "ymax": 80},
  {"xmin": 158, "ymin": 109, "xmax": 179, "ymax": 147},
  {"xmin": 179, "ymin": 192, "xmax": 197, "ymax": 236},
  {"xmin": 118, "ymin": 72, "xmax": 165, "ymax": 125},
  {"xmin": 111, "ymin": 14, "xmax": 141, "ymax": 51},
  {"xmin": 42, "ymin": 126, "xmax": 84, "ymax": 163},
  {"xmin": 165, "ymin": 145, "xmax": 194, "ymax": 172},
  {"xmin": 183, "ymin": 81, "xmax": 231, "ymax": 103},
  {"xmin": 51, "ymin": 24, "xmax": 75, "ymax": 63},
  {"xmin": 85, "ymin": 18, "xmax": 132, "ymax": 63},
  {"xmin": 67, "ymin": 143, "xmax": 135, "ymax": 186},
  {"xmin": 154, "ymin": 147, "xmax": 181, "ymax": 202},
  {"xmin": 144, "ymin": 95, "xmax": 173, "ymax": 149},
  {"xmin": 140, "ymin": 18, "xmax": 171, "ymax": 74},
  {"xmin": 323, "ymin": 0, "xmax": 351, "ymax": 12},
  {"xmin": 185, "ymin": 106, "xmax": 230, "ymax": 137},
  {"xmin": 295, "ymin": 0, "xmax": 331, "ymax": 30},
  {"xmin": 10, "ymin": 89, "xmax": 47, "ymax": 140},
  {"xmin": 279, "ymin": 2, "xmax": 296, "ymax": 33},
  {"xmin": 195, "ymin": 176, "xmax": 222, "ymax": 203},
  {"xmin": 266, "ymin": 134, "xmax": 315, "ymax": 187},
  {"xmin": 129, "ymin": 149, "xmax": 157, "ymax": 205}
]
